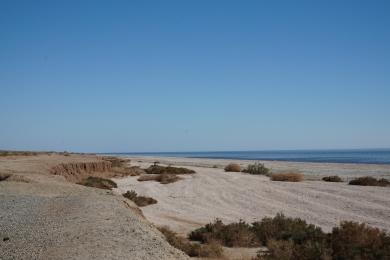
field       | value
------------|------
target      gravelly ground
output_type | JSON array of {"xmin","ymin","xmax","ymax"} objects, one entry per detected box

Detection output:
[{"xmin": 0, "ymin": 155, "xmax": 188, "ymax": 260}]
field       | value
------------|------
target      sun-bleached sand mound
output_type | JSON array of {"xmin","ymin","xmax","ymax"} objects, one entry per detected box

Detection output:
[{"xmin": 114, "ymin": 157, "xmax": 390, "ymax": 236}]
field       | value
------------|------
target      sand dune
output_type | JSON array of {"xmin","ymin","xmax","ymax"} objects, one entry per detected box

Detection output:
[{"xmin": 114, "ymin": 157, "xmax": 390, "ymax": 236}]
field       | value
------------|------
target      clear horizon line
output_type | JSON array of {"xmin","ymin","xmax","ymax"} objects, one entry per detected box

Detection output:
[{"xmin": 100, "ymin": 147, "xmax": 390, "ymax": 154}]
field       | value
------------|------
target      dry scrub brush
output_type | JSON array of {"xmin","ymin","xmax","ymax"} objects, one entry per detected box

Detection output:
[
  {"xmin": 270, "ymin": 172, "xmax": 304, "ymax": 182},
  {"xmin": 77, "ymin": 176, "xmax": 117, "ymax": 190},
  {"xmin": 322, "ymin": 175, "xmax": 343, "ymax": 182},
  {"xmin": 189, "ymin": 219, "xmax": 259, "ymax": 247},
  {"xmin": 189, "ymin": 213, "xmax": 390, "ymax": 260},
  {"xmin": 122, "ymin": 190, "xmax": 157, "ymax": 207},
  {"xmin": 349, "ymin": 176, "xmax": 390, "ymax": 187},
  {"xmin": 224, "ymin": 163, "xmax": 241, "ymax": 172},
  {"xmin": 158, "ymin": 226, "xmax": 223, "ymax": 258},
  {"xmin": 137, "ymin": 174, "xmax": 181, "ymax": 184},
  {"xmin": 145, "ymin": 165, "xmax": 195, "ymax": 175}
]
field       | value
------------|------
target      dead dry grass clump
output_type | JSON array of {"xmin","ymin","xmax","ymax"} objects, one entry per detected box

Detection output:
[
  {"xmin": 189, "ymin": 219, "xmax": 259, "ymax": 247},
  {"xmin": 349, "ymin": 176, "xmax": 390, "ymax": 187},
  {"xmin": 122, "ymin": 190, "xmax": 157, "ymax": 207},
  {"xmin": 158, "ymin": 226, "xmax": 223, "ymax": 258},
  {"xmin": 138, "ymin": 174, "xmax": 181, "ymax": 184},
  {"xmin": 270, "ymin": 172, "xmax": 304, "ymax": 182},
  {"xmin": 102, "ymin": 156, "xmax": 131, "ymax": 167},
  {"xmin": 145, "ymin": 165, "xmax": 195, "ymax": 175},
  {"xmin": 77, "ymin": 176, "xmax": 117, "ymax": 190},
  {"xmin": 322, "ymin": 175, "xmax": 343, "ymax": 182},
  {"xmin": 112, "ymin": 166, "xmax": 145, "ymax": 177},
  {"xmin": 242, "ymin": 162, "xmax": 270, "ymax": 176},
  {"xmin": 137, "ymin": 165, "xmax": 193, "ymax": 184},
  {"xmin": 224, "ymin": 163, "xmax": 241, "ymax": 172}
]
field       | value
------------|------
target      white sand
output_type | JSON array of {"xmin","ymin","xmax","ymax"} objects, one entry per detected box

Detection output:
[{"xmin": 114, "ymin": 157, "xmax": 390, "ymax": 236}]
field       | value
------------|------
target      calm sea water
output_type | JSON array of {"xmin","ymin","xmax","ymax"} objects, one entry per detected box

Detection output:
[{"xmin": 110, "ymin": 149, "xmax": 390, "ymax": 164}]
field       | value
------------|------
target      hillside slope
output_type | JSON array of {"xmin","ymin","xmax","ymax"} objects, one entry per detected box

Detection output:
[{"xmin": 0, "ymin": 154, "xmax": 188, "ymax": 260}]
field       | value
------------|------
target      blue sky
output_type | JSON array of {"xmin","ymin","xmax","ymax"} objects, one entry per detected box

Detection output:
[{"xmin": 1, "ymin": 0, "xmax": 389, "ymax": 152}]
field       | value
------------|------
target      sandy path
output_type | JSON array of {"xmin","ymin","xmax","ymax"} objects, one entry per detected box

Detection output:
[{"xmin": 114, "ymin": 158, "xmax": 390, "ymax": 236}]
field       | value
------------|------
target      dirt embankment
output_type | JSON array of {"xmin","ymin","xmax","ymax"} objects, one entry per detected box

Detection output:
[
  {"xmin": 0, "ymin": 154, "xmax": 188, "ymax": 260},
  {"xmin": 50, "ymin": 161, "xmax": 112, "ymax": 182}
]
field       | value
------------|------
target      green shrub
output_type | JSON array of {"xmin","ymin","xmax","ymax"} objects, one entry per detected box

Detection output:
[
  {"xmin": 349, "ymin": 176, "xmax": 390, "ymax": 186},
  {"xmin": 260, "ymin": 238, "xmax": 332, "ymax": 260},
  {"xmin": 122, "ymin": 190, "xmax": 157, "ymax": 207},
  {"xmin": 242, "ymin": 162, "xmax": 270, "ymax": 176},
  {"xmin": 77, "ymin": 176, "xmax": 117, "ymax": 190},
  {"xmin": 322, "ymin": 176, "xmax": 343, "ymax": 182},
  {"xmin": 224, "ymin": 163, "xmax": 241, "ymax": 172},
  {"xmin": 330, "ymin": 221, "xmax": 390, "ymax": 260},
  {"xmin": 252, "ymin": 213, "xmax": 326, "ymax": 246},
  {"xmin": 159, "ymin": 226, "xmax": 223, "ymax": 257},
  {"xmin": 189, "ymin": 219, "xmax": 259, "ymax": 247}
]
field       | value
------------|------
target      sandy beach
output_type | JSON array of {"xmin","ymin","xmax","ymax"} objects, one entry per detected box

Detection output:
[{"xmin": 114, "ymin": 156, "xmax": 390, "ymax": 235}]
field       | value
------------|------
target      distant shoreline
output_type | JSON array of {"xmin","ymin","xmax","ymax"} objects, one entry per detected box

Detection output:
[
  {"xmin": 113, "ymin": 155, "xmax": 390, "ymax": 180},
  {"xmin": 103, "ymin": 148, "xmax": 390, "ymax": 165}
]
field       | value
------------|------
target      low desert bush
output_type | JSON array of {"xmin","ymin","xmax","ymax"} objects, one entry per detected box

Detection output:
[
  {"xmin": 191, "ymin": 213, "xmax": 390, "ymax": 260},
  {"xmin": 224, "ymin": 163, "xmax": 241, "ymax": 172},
  {"xmin": 349, "ymin": 176, "xmax": 390, "ymax": 187},
  {"xmin": 242, "ymin": 162, "xmax": 270, "ymax": 176},
  {"xmin": 189, "ymin": 219, "xmax": 259, "ymax": 247},
  {"xmin": 251, "ymin": 213, "xmax": 327, "ymax": 246},
  {"xmin": 158, "ymin": 174, "xmax": 181, "ymax": 184},
  {"xmin": 270, "ymin": 172, "xmax": 304, "ymax": 182},
  {"xmin": 322, "ymin": 175, "xmax": 343, "ymax": 182},
  {"xmin": 77, "ymin": 176, "xmax": 117, "ymax": 190},
  {"xmin": 145, "ymin": 165, "xmax": 195, "ymax": 175},
  {"xmin": 122, "ymin": 190, "xmax": 157, "ymax": 207},
  {"xmin": 330, "ymin": 221, "xmax": 390, "ymax": 260},
  {"xmin": 159, "ymin": 226, "xmax": 223, "ymax": 258},
  {"xmin": 260, "ymin": 238, "xmax": 332, "ymax": 260},
  {"xmin": 137, "ymin": 174, "xmax": 180, "ymax": 184}
]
